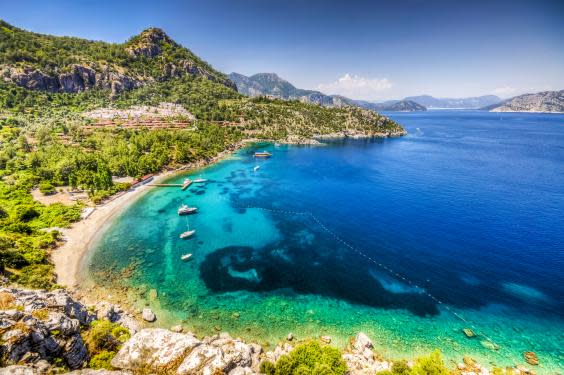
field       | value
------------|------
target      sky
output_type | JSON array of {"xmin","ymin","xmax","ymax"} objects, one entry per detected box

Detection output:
[{"xmin": 1, "ymin": 0, "xmax": 564, "ymax": 101}]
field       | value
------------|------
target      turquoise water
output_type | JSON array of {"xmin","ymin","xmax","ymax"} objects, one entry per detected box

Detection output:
[{"xmin": 88, "ymin": 111, "xmax": 564, "ymax": 372}]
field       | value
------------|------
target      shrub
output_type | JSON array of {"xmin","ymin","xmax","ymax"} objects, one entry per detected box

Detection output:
[
  {"xmin": 17, "ymin": 205, "xmax": 40, "ymax": 222},
  {"xmin": 31, "ymin": 308, "xmax": 50, "ymax": 320},
  {"xmin": 84, "ymin": 320, "xmax": 130, "ymax": 354},
  {"xmin": 411, "ymin": 350, "xmax": 449, "ymax": 375},
  {"xmin": 38, "ymin": 181, "xmax": 55, "ymax": 195},
  {"xmin": 16, "ymin": 264, "xmax": 55, "ymax": 289},
  {"xmin": 89, "ymin": 350, "xmax": 116, "ymax": 369},
  {"xmin": 260, "ymin": 341, "xmax": 347, "ymax": 375}
]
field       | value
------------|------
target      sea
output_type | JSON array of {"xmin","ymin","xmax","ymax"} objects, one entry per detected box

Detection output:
[{"xmin": 86, "ymin": 110, "xmax": 564, "ymax": 372}]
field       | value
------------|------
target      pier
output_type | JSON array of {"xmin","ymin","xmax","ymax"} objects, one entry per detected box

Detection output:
[{"xmin": 147, "ymin": 183, "xmax": 184, "ymax": 187}]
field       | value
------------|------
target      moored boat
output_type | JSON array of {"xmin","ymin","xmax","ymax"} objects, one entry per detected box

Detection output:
[
  {"xmin": 180, "ymin": 229, "xmax": 196, "ymax": 239},
  {"xmin": 254, "ymin": 151, "xmax": 272, "ymax": 158},
  {"xmin": 181, "ymin": 178, "xmax": 192, "ymax": 190},
  {"xmin": 193, "ymin": 178, "xmax": 208, "ymax": 183},
  {"xmin": 181, "ymin": 253, "xmax": 193, "ymax": 261},
  {"xmin": 178, "ymin": 204, "xmax": 197, "ymax": 215}
]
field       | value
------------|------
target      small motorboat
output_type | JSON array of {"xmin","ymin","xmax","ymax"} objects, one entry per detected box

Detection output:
[
  {"xmin": 180, "ymin": 230, "xmax": 196, "ymax": 239},
  {"xmin": 193, "ymin": 178, "xmax": 208, "ymax": 183},
  {"xmin": 178, "ymin": 204, "xmax": 197, "ymax": 215},
  {"xmin": 254, "ymin": 151, "xmax": 272, "ymax": 158},
  {"xmin": 253, "ymin": 165, "xmax": 261, "ymax": 172},
  {"xmin": 181, "ymin": 253, "xmax": 193, "ymax": 261}
]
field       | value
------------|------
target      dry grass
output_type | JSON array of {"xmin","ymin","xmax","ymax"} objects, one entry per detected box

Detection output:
[{"xmin": 0, "ymin": 292, "xmax": 16, "ymax": 310}]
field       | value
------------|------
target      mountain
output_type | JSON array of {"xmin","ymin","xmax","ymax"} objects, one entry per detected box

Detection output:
[
  {"xmin": 0, "ymin": 20, "xmax": 236, "ymax": 96},
  {"xmin": 483, "ymin": 90, "xmax": 564, "ymax": 113},
  {"xmin": 229, "ymin": 72, "xmax": 426, "ymax": 111},
  {"xmin": 383, "ymin": 100, "xmax": 427, "ymax": 112},
  {"xmin": 229, "ymin": 72, "xmax": 341, "ymax": 106},
  {"xmin": 404, "ymin": 95, "xmax": 502, "ymax": 109}
]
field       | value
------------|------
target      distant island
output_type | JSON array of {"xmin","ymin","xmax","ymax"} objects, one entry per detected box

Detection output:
[
  {"xmin": 483, "ymin": 90, "xmax": 564, "ymax": 113},
  {"xmin": 229, "ymin": 72, "xmax": 426, "ymax": 112},
  {"xmin": 403, "ymin": 95, "xmax": 502, "ymax": 109}
]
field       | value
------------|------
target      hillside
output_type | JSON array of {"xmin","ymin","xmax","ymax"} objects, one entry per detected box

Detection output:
[
  {"xmin": 0, "ymin": 22, "xmax": 404, "ymax": 291},
  {"xmin": 229, "ymin": 72, "xmax": 426, "ymax": 111},
  {"xmin": 0, "ymin": 20, "xmax": 235, "ymax": 95},
  {"xmin": 484, "ymin": 90, "xmax": 564, "ymax": 113},
  {"xmin": 404, "ymin": 95, "xmax": 501, "ymax": 109}
]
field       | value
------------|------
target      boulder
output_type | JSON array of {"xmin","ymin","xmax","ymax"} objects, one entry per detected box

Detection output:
[
  {"xmin": 110, "ymin": 328, "xmax": 201, "ymax": 370},
  {"xmin": 171, "ymin": 325, "xmax": 184, "ymax": 333},
  {"xmin": 353, "ymin": 332, "xmax": 374, "ymax": 351},
  {"xmin": 141, "ymin": 308, "xmax": 156, "ymax": 322}
]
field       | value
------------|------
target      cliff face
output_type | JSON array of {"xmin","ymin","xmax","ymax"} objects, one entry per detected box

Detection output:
[
  {"xmin": 486, "ymin": 90, "xmax": 564, "ymax": 113},
  {"xmin": 0, "ymin": 23, "xmax": 236, "ymax": 95}
]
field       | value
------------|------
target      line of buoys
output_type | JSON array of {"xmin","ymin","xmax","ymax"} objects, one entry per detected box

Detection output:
[{"xmin": 213, "ymin": 193, "xmax": 522, "ymax": 365}]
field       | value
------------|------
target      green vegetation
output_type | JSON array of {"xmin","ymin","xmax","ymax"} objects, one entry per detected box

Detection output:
[
  {"xmin": 260, "ymin": 341, "xmax": 347, "ymax": 375},
  {"xmin": 377, "ymin": 351, "xmax": 449, "ymax": 375},
  {"xmin": 83, "ymin": 320, "xmax": 130, "ymax": 370},
  {"xmin": 0, "ymin": 20, "xmax": 229, "ymax": 84},
  {"xmin": 0, "ymin": 19, "xmax": 404, "ymax": 290}
]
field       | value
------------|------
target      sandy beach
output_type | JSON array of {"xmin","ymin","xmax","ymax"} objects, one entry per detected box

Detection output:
[
  {"xmin": 51, "ymin": 170, "xmax": 178, "ymax": 289},
  {"xmin": 51, "ymin": 141, "xmax": 250, "ymax": 290}
]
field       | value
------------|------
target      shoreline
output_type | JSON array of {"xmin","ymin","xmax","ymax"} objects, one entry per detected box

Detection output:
[
  {"xmin": 51, "ymin": 133, "xmax": 403, "ymax": 291},
  {"xmin": 52, "ymin": 140, "xmax": 249, "ymax": 290}
]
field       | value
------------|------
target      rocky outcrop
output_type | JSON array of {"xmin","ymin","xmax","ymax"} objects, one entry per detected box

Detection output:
[
  {"xmin": 110, "ymin": 329, "xmax": 262, "ymax": 374},
  {"xmin": 126, "ymin": 28, "xmax": 172, "ymax": 58},
  {"xmin": 1, "ymin": 65, "xmax": 144, "ymax": 96},
  {"xmin": 342, "ymin": 332, "xmax": 391, "ymax": 375},
  {"xmin": 92, "ymin": 301, "xmax": 140, "ymax": 335},
  {"xmin": 0, "ymin": 288, "xmax": 94, "ymax": 369}
]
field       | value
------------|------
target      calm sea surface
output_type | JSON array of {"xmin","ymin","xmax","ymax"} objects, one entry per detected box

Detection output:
[{"xmin": 88, "ymin": 111, "xmax": 564, "ymax": 371}]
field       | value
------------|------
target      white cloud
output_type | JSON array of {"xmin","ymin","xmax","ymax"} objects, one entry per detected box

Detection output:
[{"xmin": 317, "ymin": 74, "xmax": 393, "ymax": 100}]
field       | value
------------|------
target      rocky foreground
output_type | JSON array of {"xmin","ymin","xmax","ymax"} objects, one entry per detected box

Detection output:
[{"xmin": 0, "ymin": 288, "xmax": 536, "ymax": 375}]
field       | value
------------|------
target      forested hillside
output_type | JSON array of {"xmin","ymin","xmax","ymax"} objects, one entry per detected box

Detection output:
[{"xmin": 0, "ymin": 20, "xmax": 404, "ymax": 289}]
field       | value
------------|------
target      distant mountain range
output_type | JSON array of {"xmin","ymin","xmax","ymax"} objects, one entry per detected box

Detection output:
[
  {"xmin": 229, "ymin": 73, "xmax": 426, "ymax": 112},
  {"xmin": 483, "ymin": 90, "xmax": 564, "ymax": 113},
  {"xmin": 404, "ymin": 95, "xmax": 502, "ymax": 109}
]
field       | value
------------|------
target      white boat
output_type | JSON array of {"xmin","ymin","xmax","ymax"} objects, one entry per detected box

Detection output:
[
  {"xmin": 180, "ymin": 229, "xmax": 195, "ymax": 239},
  {"xmin": 253, "ymin": 165, "xmax": 260, "ymax": 172},
  {"xmin": 193, "ymin": 178, "xmax": 208, "ymax": 183},
  {"xmin": 181, "ymin": 253, "xmax": 193, "ymax": 261},
  {"xmin": 178, "ymin": 204, "xmax": 197, "ymax": 215}
]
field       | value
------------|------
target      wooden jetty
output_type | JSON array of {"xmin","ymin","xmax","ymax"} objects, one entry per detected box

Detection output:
[{"xmin": 148, "ymin": 183, "xmax": 184, "ymax": 187}]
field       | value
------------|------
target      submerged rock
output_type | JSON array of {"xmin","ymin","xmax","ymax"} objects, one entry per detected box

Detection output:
[
  {"xmin": 524, "ymin": 351, "xmax": 539, "ymax": 366},
  {"xmin": 463, "ymin": 328, "xmax": 476, "ymax": 338}
]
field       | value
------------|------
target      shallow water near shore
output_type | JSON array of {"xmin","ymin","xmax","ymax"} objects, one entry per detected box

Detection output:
[{"xmin": 87, "ymin": 111, "xmax": 564, "ymax": 372}]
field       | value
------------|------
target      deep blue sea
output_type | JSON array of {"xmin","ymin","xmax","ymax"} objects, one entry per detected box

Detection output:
[{"xmin": 88, "ymin": 110, "xmax": 564, "ymax": 371}]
